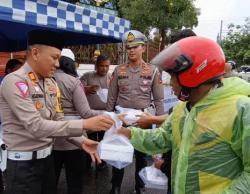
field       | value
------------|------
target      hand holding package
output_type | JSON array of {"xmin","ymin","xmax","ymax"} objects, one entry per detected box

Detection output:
[
  {"xmin": 115, "ymin": 106, "xmax": 143, "ymax": 126},
  {"xmin": 98, "ymin": 112, "xmax": 134, "ymax": 169}
]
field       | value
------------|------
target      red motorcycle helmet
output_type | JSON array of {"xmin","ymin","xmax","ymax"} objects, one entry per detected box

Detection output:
[{"xmin": 153, "ymin": 36, "xmax": 225, "ymax": 88}]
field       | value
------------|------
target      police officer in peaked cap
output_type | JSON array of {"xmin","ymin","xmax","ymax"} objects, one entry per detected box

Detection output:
[{"xmin": 107, "ymin": 30, "xmax": 164, "ymax": 194}]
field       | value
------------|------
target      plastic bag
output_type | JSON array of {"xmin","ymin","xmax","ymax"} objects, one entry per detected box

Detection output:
[
  {"xmin": 96, "ymin": 88, "xmax": 109, "ymax": 103},
  {"xmin": 98, "ymin": 112, "xmax": 134, "ymax": 169},
  {"xmin": 115, "ymin": 106, "xmax": 143, "ymax": 126},
  {"xmin": 139, "ymin": 165, "xmax": 168, "ymax": 190}
]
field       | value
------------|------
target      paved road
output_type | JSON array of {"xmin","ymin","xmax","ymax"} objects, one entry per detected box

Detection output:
[{"xmin": 58, "ymin": 156, "xmax": 167, "ymax": 194}]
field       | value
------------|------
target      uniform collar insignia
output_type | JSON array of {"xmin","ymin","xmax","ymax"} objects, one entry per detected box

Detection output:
[{"xmin": 28, "ymin": 72, "xmax": 39, "ymax": 83}]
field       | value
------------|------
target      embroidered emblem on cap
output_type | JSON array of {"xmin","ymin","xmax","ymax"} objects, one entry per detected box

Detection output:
[
  {"xmin": 127, "ymin": 32, "xmax": 135, "ymax": 42},
  {"xmin": 15, "ymin": 81, "xmax": 29, "ymax": 97}
]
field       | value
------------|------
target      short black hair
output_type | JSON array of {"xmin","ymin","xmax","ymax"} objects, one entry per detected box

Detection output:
[
  {"xmin": 96, "ymin": 54, "xmax": 110, "ymax": 66},
  {"xmin": 59, "ymin": 56, "xmax": 78, "ymax": 77},
  {"xmin": 5, "ymin": 59, "xmax": 22, "ymax": 75},
  {"xmin": 170, "ymin": 29, "xmax": 197, "ymax": 44}
]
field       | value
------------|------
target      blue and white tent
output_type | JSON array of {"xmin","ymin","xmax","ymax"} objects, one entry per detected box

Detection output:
[{"xmin": 0, "ymin": 0, "xmax": 130, "ymax": 52}]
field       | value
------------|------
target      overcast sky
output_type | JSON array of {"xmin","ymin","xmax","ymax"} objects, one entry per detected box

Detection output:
[{"xmin": 193, "ymin": 0, "xmax": 250, "ymax": 40}]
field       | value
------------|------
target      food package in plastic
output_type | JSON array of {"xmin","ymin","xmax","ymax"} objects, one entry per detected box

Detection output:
[
  {"xmin": 139, "ymin": 165, "xmax": 168, "ymax": 190},
  {"xmin": 98, "ymin": 112, "xmax": 134, "ymax": 169},
  {"xmin": 115, "ymin": 106, "xmax": 143, "ymax": 126},
  {"xmin": 96, "ymin": 88, "xmax": 108, "ymax": 103}
]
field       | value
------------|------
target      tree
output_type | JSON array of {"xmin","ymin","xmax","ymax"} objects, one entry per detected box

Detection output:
[
  {"xmin": 221, "ymin": 18, "xmax": 250, "ymax": 66},
  {"xmin": 118, "ymin": 0, "xmax": 199, "ymax": 50}
]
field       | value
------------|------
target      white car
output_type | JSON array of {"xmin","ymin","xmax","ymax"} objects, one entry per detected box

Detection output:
[
  {"xmin": 238, "ymin": 65, "xmax": 250, "ymax": 82},
  {"xmin": 238, "ymin": 71, "xmax": 250, "ymax": 82}
]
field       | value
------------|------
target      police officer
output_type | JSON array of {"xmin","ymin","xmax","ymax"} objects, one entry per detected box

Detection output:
[
  {"xmin": 0, "ymin": 30, "xmax": 113, "ymax": 194},
  {"xmin": 107, "ymin": 30, "xmax": 164, "ymax": 194},
  {"xmin": 53, "ymin": 48, "xmax": 105, "ymax": 194},
  {"xmin": 81, "ymin": 54, "xmax": 112, "ymax": 169},
  {"xmin": 0, "ymin": 58, "xmax": 23, "ymax": 193}
]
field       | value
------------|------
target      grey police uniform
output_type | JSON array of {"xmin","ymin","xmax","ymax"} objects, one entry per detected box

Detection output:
[
  {"xmin": 53, "ymin": 69, "xmax": 102, "ymax": 151},
  {"xmin": 107, "ymin": 30, "xmax": 164, "ymax": 194},
  {"xmin": 0, "ymin": 64, "xmax": 84, "ymax": 151},
  {"xmin": 81, "ymin": 71, "xmax": 111, "ymax": 110},
  {"xmin": 107, "ymin": 62, "xmax": 164, "ymax": 115},
  {"xmin": 0, "ymin": 63, "xmax": 84, "ymax": 194},
  {"xmin": 107, "ymin": 62, "xmax": 164, "ymax": 193},
  {"xmin": 53, "ymin": 69, "xmax": 103, "ymax": 194}
]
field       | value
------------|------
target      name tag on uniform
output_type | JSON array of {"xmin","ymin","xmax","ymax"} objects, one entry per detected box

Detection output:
[
  {"xmin": 32, "ymin": 94, "xmax": 44, "ymax": 98},
  {"xmin": 118, "ymin": 76, "xmax": 128, "ymax": 79}
]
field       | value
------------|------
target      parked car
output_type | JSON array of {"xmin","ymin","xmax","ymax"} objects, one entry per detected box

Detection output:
[{"xmin": 238, "ymin": 65, "xmax": 250, "ymax": 82}]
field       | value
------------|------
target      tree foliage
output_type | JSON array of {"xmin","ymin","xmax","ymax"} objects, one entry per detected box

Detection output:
[
  {"xmin": 118, "ymin": 0, "xmax": 199, "ymax": 50},
  {"xmin": 221, "ymin": 18, "xmax": 250, "ymax": 66}
]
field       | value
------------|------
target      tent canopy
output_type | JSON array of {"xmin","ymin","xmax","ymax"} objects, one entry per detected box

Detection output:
[{"xmin": 0, "ymin": 0, "xmax": 130, "ymax": 52}]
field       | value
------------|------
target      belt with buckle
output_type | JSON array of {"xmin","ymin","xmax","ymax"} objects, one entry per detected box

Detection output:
[{"xmin": 7, "ymin": 145, "xmax": 53, "ymax": 161}]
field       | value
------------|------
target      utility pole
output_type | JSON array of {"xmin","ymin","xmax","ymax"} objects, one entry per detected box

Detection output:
[{"xmin": 219, "ymin": 20, "xmax": 223, "ymax": 44}]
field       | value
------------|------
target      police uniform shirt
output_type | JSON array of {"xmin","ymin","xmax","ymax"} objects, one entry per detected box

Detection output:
[
  {"xmin": 81, "ymin": 71, "xmax": 111, "ymax": 110},
  {"xmin": 0, "ymin": 63, "xmax": 84, "ymax": 151},
  {"xmin": 107, "ymin": 62, "xmax": 164, "ymax": 115},
  {"xmin": 53, "ymin": 69, "xmax": 103, "ymax": 150}
]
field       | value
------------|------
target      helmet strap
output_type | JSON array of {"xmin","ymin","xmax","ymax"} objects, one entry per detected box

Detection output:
[
  {"xmin": 178, "ymin": 87, "xmax": 191, "ymax": 101},
  {"xmin": 175, "ymin": 73, "xmax": 191, "ymax": 102}
]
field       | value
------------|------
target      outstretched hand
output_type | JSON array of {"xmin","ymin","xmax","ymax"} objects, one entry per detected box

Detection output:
[
  {"xmin": 84, "ymin": 115, "xmax": 114, "ymax": 131},
  {"xmin": 134, "ymin": 112, "xmax": 153, "ymax": 128},
  {"xmin": 117, "ymin": 113, "xmax": 128, "ymax": 126},
  {"xmin": 81, "ymin": 138, "xmax": 101, "ymax": 164},
  {"xmin": 117, "ymin": 127, "xmax": 132, "ymax": 139},
  {"xmin": 152, "ymin": 155, "xmax": 164, "ymax": 169},
  {"xmin": 84, "ymin": 85, "xmax": 100, "ymax": 94}
]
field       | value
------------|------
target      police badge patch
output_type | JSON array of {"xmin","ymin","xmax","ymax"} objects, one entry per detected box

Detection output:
[{"xmin": 15, "ymin": 81, "xmax": 29, "ymax": 97}]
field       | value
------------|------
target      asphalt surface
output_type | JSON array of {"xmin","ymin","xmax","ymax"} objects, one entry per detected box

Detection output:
[{"xmin": 58, "ymin": 155, "xmax": 167, "ymax": 194}]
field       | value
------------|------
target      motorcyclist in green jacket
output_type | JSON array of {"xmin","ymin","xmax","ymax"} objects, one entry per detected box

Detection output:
[{"xmin": 119, "ymin": 36, "xmax": 250, "ymax": 194}]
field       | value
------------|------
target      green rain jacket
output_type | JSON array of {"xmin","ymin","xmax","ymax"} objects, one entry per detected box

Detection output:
[{"xmin": 130, "ymin": 77, "xmax": 250, "ymax": 194}]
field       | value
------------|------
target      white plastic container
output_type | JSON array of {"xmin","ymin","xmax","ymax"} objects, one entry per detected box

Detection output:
[
  {"xmin": 115, "ymin": 106, "xmax": 143, "ymax": 125},
  {"xmin": 98, "ymin": 135, "xmax": 134, "ymax": 169},
  {"xmin": 139, "ymin": 166, "xmax": 168, "ymax": 190}
]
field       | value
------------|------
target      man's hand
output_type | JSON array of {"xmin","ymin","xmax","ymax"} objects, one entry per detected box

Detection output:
[
  {"xmin": 83, "ymin": 115, "xmax": 114, "ymax": 131},
  {"xmin": 84, "ymin": 85, "xmax": 100, "ymax": 94},
  {"xmin": 134, "ymin": 112, "xmax": 153, "ymax": 128},
  {"xmin": 117, "ymin": 127, "xmax": 132, "ymax": 139},
  {"xmin": 117, "ymin": 113, "xmax": 128, "ymax": 126},
  {"xmin": 81, "ymin": 138, "xmax": 101, "ymax": 163},
  {"xmin": 153, "ymin": 156, "xmax": 164, "ymax": 169}
]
